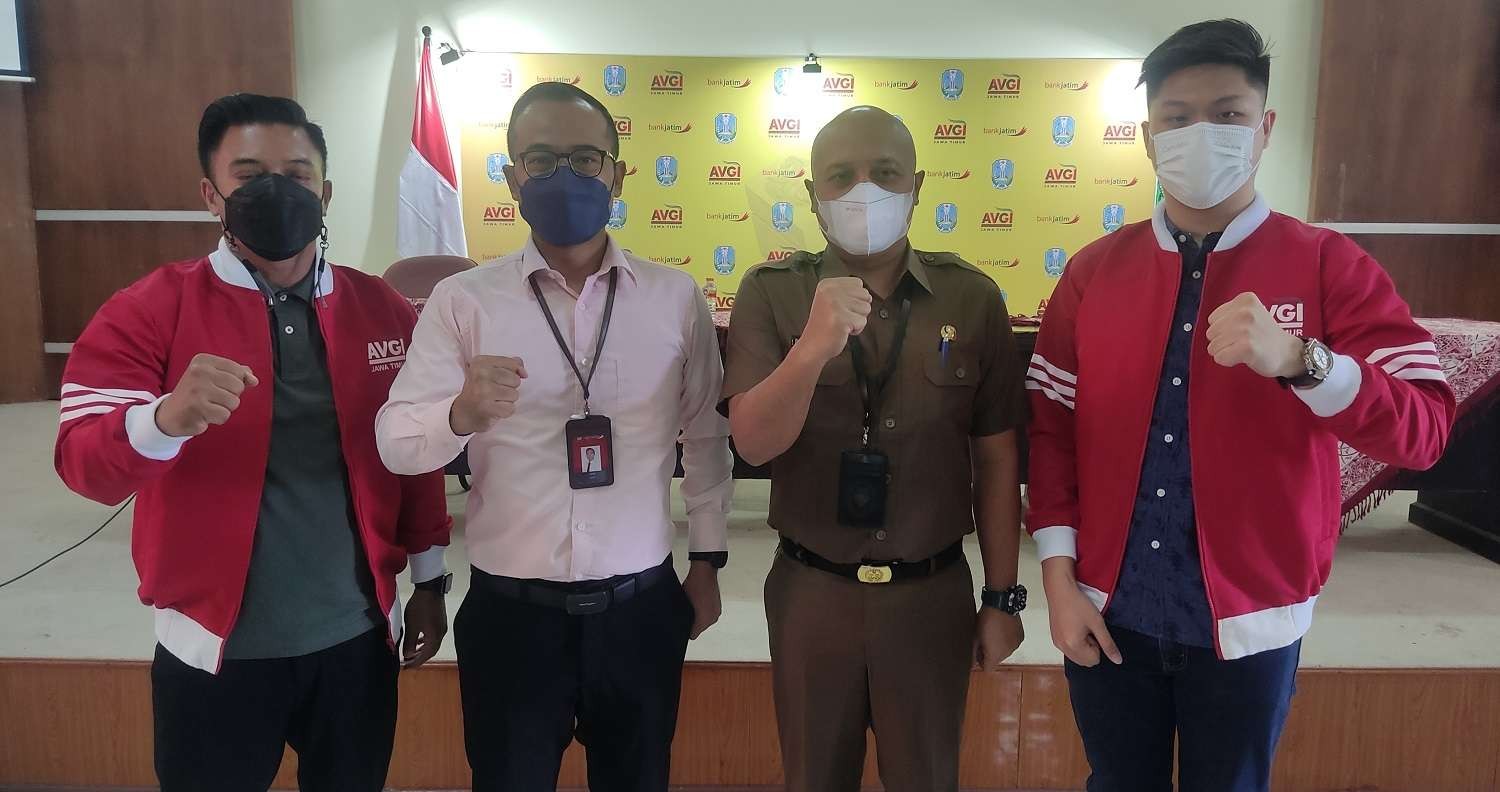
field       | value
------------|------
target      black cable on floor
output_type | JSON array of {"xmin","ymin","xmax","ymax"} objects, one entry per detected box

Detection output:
[{"xmin": 0, "ymin": 495, "xmax": 135, "ymax": 590}]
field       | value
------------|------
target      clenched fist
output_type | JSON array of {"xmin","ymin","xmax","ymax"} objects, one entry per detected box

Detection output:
[
  {"xmin": 797, "ymin": 277, "xmax": 873, "ymax": 363},
  {"xmin": 1205, "ymin": 292, "xmax": 1306, "ymax": 379},
  {"xmin": 449, "ymin": 355, "xmax": 528, "ymax": 436},
  {"xmin": 156, "ymin": 353, "xmax": 259, "ymax": 438}
]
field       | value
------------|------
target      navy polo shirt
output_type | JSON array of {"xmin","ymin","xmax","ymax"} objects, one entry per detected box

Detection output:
[{"xmin": 1103, "ymin": 220, "xmax": 1219, "ymax": 648}]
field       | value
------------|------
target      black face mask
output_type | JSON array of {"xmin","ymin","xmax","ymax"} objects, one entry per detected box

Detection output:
[{"xmin": 215, "ymin": 173, "xmax": 325, "ymax": 262}]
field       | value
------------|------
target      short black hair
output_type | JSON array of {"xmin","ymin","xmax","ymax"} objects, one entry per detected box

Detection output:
[
  {"xmin": 1138, "ymin": 19, "xmax": 1271, "ymax": 102},
  {"xmin": 197, "ymin": 93, "xmax": 329, "ymax": 178},
  {"xmin": 506, "ymin": 82, "xmax": 619, "ymax": 157}
]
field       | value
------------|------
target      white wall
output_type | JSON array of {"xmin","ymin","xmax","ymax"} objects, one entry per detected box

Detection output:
[{"xmin": 295, "ymin": 0, "xmax": 1322, "ymax": 272}]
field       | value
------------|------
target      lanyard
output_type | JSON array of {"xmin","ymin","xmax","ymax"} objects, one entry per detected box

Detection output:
[
  {"xmin": 528, "ymin": 267, "xmax": 619, "ymax": 416},
  {"xmin": 848, "ymin": 289, "xmax": 912, "ymax": 448}
]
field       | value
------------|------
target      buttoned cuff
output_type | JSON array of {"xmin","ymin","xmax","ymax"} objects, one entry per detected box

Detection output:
[
  {"xmin": 1293, "ymin": 353, "xmax": 1361, "ymax": 418},
  {"xmin": 1032, "ymin": 525, "xmax": 1078, "ymax": 562},
  {"xmin": 408, "ymin": 545, "xmax": 448, "ymax": 585},
  {"xmin": 687, "ymin": 512, "xmax": 729, "ymax": 554},
  {"xmin": 125, "ymin": 396, "xmax": 191, "ymax": 462},
  {"xmin": 424, "ymin": 392, "xmax": 473, "ymax": 458}
]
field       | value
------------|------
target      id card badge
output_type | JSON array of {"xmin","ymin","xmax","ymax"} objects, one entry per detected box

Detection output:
[{"xmin": 566, "ymin": 414, "xmax": 615, "ymax": 489}]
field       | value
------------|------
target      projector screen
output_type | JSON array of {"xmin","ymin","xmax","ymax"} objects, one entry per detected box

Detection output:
[{"xmin": 0, "ymin": 0, "xmax": 30, "ymax": 81}]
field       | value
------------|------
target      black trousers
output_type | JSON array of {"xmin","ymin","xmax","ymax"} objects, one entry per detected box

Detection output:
[
  {"xmin": 1065, "ymin": 626, "xmax": 1301, "ymax": 792},
  {"xmin": 151, "ymin": 627, "xmax": 398, "ymax": 792},
  {"xmin": 455, "ymin": 563, "xmax": 695, "ymax": 792}
]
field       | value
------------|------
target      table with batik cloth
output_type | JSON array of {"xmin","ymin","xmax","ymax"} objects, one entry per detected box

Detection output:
[{"xmin": 709, "ymin": 314, "xmax": 1500, "ymax": 561}]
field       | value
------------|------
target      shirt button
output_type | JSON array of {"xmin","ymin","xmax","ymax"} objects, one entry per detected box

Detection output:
[
  {"xmin": 955, "ymin": 367, "xmax": 966, "ymax": 379},
  {"xmin": 1172, "ymin": 377, "xmax": 1183, "ymax": 386},
  {"xmin": 1164, "ymin": 434, "xmax": 1174, "ymax": 443},
  {"xmin": 1183, "ymin": 323, "xmax": 1193, "ymax": 333},
  {"xmin": 283, "ymin": 325, "xmax": 295, "ymax": 335},
  {"xmin": 875, "ymin": 530, "xmax": 888, "ymax": 541},
  {"xmin": 879, "ymin": 308, "xmax": 891, "ymax": 319},
  {"xmin": 1177, "ymin": 234, "xmax": 1189, "ymax": 244},
  {"xmin": 1192, "ymin": 270, "xmax": 1202, "ymax": 280},
  {"xmin": 884, "ymin": 418, "xmax": 896, "ymax": 429},
  {"xmin": 1156, "ymin": 488, "xmax": 1166, "ymax": 498},
  {"xmin": 1151, "ymin": 540, "xmax": 1162, "ymax": 550},
  {"xmin": 579, "ymin": 356, "xmax": 589, "ymax": 366},
  {"xmin": 278, "ymin": 293, "xmax": 288, "ymax": 302}
]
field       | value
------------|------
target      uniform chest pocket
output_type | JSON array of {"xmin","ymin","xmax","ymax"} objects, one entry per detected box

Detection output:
[{"xmin": 921, "ymin": 345, "xmax": 979, "ymax": 433}]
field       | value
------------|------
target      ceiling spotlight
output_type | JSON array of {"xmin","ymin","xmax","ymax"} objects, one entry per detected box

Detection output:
[{"xmin": 803, "ymin": 53, "xmax": 822, "ymax": 74}]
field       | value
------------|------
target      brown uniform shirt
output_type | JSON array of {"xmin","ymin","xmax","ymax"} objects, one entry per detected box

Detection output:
[{"xmin": 722, "ymin": 246, "xmax": 1026, "ymax": 564}]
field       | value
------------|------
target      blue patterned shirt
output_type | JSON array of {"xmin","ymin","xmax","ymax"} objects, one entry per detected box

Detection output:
[{"xmin": 1103, "ymin": 221, "xmax": 1220, "ymax": 648}]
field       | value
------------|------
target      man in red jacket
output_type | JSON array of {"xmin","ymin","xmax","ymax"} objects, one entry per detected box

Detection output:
[
  {"xmin": 1027, "ymin": 20, "xmax": 1454, "ymax": 792},
  {"xmin": 54, "ymin": 94, "xmax": 452, "ymax": 792}
]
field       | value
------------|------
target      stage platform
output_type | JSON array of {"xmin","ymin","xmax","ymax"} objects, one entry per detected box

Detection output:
[{"xmin": 3, "ymin": 400, "xmax": 1499, "ymax": 790}]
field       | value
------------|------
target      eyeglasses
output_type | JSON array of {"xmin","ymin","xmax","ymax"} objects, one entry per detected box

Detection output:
[{"xmin": 519, "ymin": 148, "xmax": 614, "ymax": 179}]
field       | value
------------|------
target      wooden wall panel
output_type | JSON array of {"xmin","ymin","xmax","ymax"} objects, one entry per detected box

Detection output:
[
  {"xmin": 1310, "ymin": 0, "xmax": 1500, "ymax": 223},
  {"xmin": 1351, "ymin": 234, "xmax": 1500, "ymax": 321},
  {"xmin": 35, "ymin": 221, "xmax": 224, "ymax": 345},
  {"xmin": 21, "ymin": 0, "xmax": 295, "ymax": 211},
  {"xmin": 0, "ymin": 84, "xmax": 47, "ymax": 403},
  {"xmin": 4, "ymin": 660, "xmax": 1498, "ymax": 791}
]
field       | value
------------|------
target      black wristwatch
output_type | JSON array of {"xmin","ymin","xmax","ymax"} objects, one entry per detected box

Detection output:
[
  {"xmin": 1279, "ymin": 338, "xmax": 1334, "ymax": 389},
  {"xmin": 981, "ymin": 584, "xmax": 1028, "ymax": 615},
  {"xmin": 689, "ymin": 551, "xmax": 729, "ymax": 569},
  {"xmin": 414, "ymin": 572, "xmax": 453, "ymax": 595}
]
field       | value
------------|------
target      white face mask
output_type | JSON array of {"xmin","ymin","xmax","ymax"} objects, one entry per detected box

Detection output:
[
  {"xmin": 1150, "ymin": 120, "xmax": 1263, "ymax": 210},
  {"xmin": 816, "ymin": 181, "xmax": 915, "ymax": 257}
]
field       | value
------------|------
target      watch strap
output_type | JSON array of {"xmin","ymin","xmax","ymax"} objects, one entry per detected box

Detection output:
[
  {"xmin": 414, "ymin": 571, "xmax": 452, "ymax": 594},
  {"xmin": 689, "ymin": 551, "xmax": 729, "ymax": 569}
]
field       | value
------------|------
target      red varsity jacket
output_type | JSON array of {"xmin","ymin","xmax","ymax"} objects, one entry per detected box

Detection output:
[
  {"xmin": 55, "ymin": 240, "xmax": 452, "ymax": 673},
  {"xmin": 1026, "ymin": 196, "xmax": 1455, "ymax": 659}
]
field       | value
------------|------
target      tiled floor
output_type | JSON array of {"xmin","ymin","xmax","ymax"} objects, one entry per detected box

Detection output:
[{"xmin": 4, "ymin": 400, "xmax": 1499, "ymax": 667}]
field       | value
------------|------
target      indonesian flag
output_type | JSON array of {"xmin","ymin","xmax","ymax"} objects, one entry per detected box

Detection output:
[{"xmin": 397, "ymin": 37, "xmax": 467, "ymax": 258}]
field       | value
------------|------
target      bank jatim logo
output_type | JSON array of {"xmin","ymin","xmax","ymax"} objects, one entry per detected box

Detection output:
[
  {"xmin": 1044, "ymin": 165, "xmax": 1078, "ymax": 186},
  {"xmin": 650, "ymin": 205, "xmax": 685, "ymax": 227},
  {"xmin": 933, "ymin": 119, "xmax": 968, "ymax": 142},
  {"xmin": 650, "ymin": 70, "xmax": 685, "ymax": 94},
  {"xmin": 537, "ymin": 74, "xmax": 581, "ymax": 86}
]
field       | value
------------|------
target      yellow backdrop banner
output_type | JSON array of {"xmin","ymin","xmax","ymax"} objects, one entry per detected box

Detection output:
[{"xmin": 453, "ymin": 54, "xmax": 1156, "ymax": 315}]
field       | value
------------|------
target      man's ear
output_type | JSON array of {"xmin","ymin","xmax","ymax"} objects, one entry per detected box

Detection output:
[
  {"xmin": 1142, "ymin": 120, "xmax": 1156, "ymax": 163},
  {"xmin": 912, "ymin": 171, "xmax": 925, "ymax": 206},
  {"xmin": 200, "ymin": 177, "xmax": 222, "ymax": 216},
  {"xmin": 321, "ymin": 180, "xmax": 333, "ymax": 214},
  {"xmin": 805, "ymin": 178, "xmax": 818, "ymax": 216},
  {"xmin": 612, "ymin": 160, "xmax": 627, "ymax": 198}
]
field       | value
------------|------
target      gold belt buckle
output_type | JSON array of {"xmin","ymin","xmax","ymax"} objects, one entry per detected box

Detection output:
[{"xmin": 857, "ymin": 564, "xmax": 893, "ymax": 584}]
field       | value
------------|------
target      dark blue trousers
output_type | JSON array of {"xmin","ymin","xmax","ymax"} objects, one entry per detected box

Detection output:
[{"xmin": 1064, "ymin": 626, "xmax": 1300, "ymax": 792}]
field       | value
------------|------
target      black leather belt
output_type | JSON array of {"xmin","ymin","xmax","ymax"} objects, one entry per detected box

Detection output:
[
  {"xmin": 779, "ymin": 538, "xmax": 964, "ymax": 584},
  {"xmin": 469, "ymin": 556, "xmax": 674, "ymax": 615}
]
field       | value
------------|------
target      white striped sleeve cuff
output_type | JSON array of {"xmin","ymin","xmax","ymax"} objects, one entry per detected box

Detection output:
[
  {"xmin": 1026, "ymin": 354, "xmax": 1077, "ymax": 410},
  {"xmin": 1032, "ymin": 525, "xmax": 1078, "ymax": 561},
  {"xmin": 124, "ymin": 396, "xmax": 191, "ymax": 462},
  {"xmin": 1293, "ymin": 353, "xmax": 1361, "ymax": 418},
  {"xmin": 408, "ymin": 545, "xmax": 448, "ymax": 585}
]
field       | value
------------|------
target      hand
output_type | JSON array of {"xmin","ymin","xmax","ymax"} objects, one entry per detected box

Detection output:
[
  {"xmin": 155, "ymin": 353, "xmax": 259, "ymax": 437},
  {"xmin": 1043, "ymin": 560, "xmax": 1122, "ymax": 667},
  {"xmin": 401, "ymin": 589, "xmax": 448, "ymax": 669},
  {"xmin": 450, "ymin": 355, "xmax": 527, "ymax": 436},
  {"xmin": 1205, "ymin": 292, "xmax": 1306, "ymax": 379},
  {"xmin": 681, "ymin": 561, "xmax": 722, "ymax": 640},
  {"xmin": 973, "ymin": 606, "xmax": 1024, "ymax": 672},
  {"xmin": 796, "ymin": 277, "xmax": 872, "ymax": 363}
]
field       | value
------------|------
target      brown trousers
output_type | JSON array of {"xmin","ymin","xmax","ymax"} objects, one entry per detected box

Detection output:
[{"xmin": 765, "ymin": 549, "xmax": 975, "ymax": 792}]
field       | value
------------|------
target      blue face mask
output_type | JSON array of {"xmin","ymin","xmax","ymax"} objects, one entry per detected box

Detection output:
[{"xmin": 518, "ymin": 168, "xmax": 612, "ymax": 247}]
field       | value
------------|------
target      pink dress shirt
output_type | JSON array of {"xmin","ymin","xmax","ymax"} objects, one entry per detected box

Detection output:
[{"xmin": 376, "ymin": 236, "xmax": 733, "ymax": 582}]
